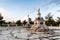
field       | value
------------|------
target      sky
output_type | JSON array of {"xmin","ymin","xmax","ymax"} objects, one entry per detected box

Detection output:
[{"xmin": 0, "ymin": 0, "xmax": 60, "ymax": 22}]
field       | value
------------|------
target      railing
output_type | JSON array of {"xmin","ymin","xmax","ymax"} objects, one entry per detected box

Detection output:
[
  {"xmin": 2, "ymin": 24, "xmax": 17, "ymax": 27},
  {"xmin": 0, "ymin": 24, "xmax": 60, "ymax": 28}
]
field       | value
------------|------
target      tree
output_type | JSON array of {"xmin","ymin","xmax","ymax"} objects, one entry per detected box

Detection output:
[
  {"xmin": 0, "ymin": 13, "xmax": 5, "ymax": 26},
  {"xmin": 45, "ymin": 12, "xmax": 53, "ymax": 20},
  {"xmin": 30, "ymin": 21, "xmax": 34, "ymax": 25},
  {"xmin": 16, "ymin": 20, "xmax": 22, "ymax": 26},
  {"xmin": 0, "ymin": 15, "xmax": 3, "ymax": 20},
  {"xmin": 45, "ymin": 13, "xmax": 56, "ymax": 26},
  {"xmin": 8, "ymin": 22, "xmax": 11, "ymax": 24},
  {"xmin": 56, "ymin": 17, "xmax": 60, "ymax": 26},
  {"xmin": 23, "ymin": 20, "xmax": 27, "ymax": 26},
  {"xmin": 29, "ymin": 18, "xmax": 34, "ymax": 25}
]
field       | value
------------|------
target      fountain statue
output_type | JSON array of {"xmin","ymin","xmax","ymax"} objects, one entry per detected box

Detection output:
[{"xmin": 30, "ymin": 9, "xmax": 53, "ymax": 34}]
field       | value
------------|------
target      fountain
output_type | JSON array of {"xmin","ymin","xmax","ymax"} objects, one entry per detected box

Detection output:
[{"xmin": 30, "ymin": 8, "xmax": 54, "ymax": 34}]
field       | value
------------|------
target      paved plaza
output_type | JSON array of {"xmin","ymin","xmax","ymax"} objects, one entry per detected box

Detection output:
[{"xmin": 0, "ymin": 27, "xmax": 60, "ymax": 40}]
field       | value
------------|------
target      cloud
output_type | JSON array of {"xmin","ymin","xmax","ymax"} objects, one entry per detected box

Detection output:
[
  {"xmin": 46, "ymin": 0, "xmax": 60, "ymax": 5},
  {"xmin": 57, "ymin": 10, "xmax": 60, "ymax": 12},
  {"xmin": 0, "ymin": 8, "xmax": 18, "ymax": 22},
  {"xmin": 21, "ymin": 16, "xmax": 28, "ymax": 22}
]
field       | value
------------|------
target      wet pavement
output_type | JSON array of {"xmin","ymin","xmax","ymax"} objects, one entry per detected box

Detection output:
[{"xmin": 0, "ymin": 27, "xmax": 60, "ymax": 40}]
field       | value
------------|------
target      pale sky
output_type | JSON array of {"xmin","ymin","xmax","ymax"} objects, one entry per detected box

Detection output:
[{"xmin": 0, "ymin": 0, "xmax": 60, "ymax": 22}]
